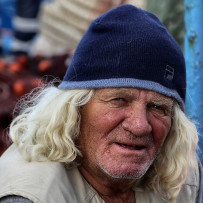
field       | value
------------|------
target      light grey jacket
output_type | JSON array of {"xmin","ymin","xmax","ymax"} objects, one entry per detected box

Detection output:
[{"xmin": 0, "ymin": 145, "xmax": 202, "ymax": 203}]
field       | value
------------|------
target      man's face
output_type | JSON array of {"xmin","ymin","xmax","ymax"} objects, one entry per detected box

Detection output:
[{"xmin": 78, "ymin": 88, "xmax": 173, "ymax": 180}]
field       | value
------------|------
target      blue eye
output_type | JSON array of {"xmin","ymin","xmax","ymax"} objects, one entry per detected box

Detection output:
[
  {"xmin": 109, "ymin": 97, "xmax": 127, "ymax": 107},
  {"xmin": 153, "ymin": 105, "xmax": 162, "ymax": 110},
  {"xmin": 112, "ymin": 98, "xmax": 123, "ymax": 101},
  {"xmin": 149, "ymin": 104, "xmax": 166, "ymax": 115}
]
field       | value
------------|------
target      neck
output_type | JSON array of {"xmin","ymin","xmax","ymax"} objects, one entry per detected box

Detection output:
[{"xmin": 78, "ymin": 165, "xmax": 137, "ymax": 202}]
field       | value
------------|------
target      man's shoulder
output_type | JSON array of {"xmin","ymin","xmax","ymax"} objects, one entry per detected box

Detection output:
[
  {"xmin": 0, "ymin": 144, "xmax": 66, "ymax": 186},
  {"xmin": 0, "ymin": 145, "xmax": 78, "ymax": 203},
  {"xmin": 135, "ymin": 159, "xmax": 202, "ymax": 203},
  {"xmin": 0, "ymin": 144, "xmax": 64, "ymax": 170},
  {"xmin": 196, "ymin": 158, "xmax": 203, "ymax": 203},
  {"xmin": 178, "ymin": 158, "xmax": 202, "ymax": 203},
  {"xmin": 184, "ymin": 160, "xmax": 200, "ymax": 187}
]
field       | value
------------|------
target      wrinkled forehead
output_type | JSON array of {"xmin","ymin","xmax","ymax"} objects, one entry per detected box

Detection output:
[{"xmin": 94, "ymin": 87, "xmax": 174, "ymax": 104}]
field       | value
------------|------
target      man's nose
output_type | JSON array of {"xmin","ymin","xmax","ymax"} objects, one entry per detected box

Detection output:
[{"xmin": 121, "ymin": 104, "xmax": 152, "ymax": 136}]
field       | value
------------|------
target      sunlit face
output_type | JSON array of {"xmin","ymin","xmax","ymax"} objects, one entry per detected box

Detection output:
[{"xmin": 77, "ymin": 88, "xmax": 173, "ymax": 181}]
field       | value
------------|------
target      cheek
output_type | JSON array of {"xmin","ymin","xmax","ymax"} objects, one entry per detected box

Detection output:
[
  {"xmin": 78, "ymin": 111, "xmax": 108, "ymax": 153},
  {"xmin": 83, "ymin": 108, "xmax": 125, "ymax": 137},
  {"xmin": 79, "ymin": 107, "xmax": 125, "ymax": 158},
  {"xmin": 150, "ymin": 116, "xmax": 171, "ymax": 148}
]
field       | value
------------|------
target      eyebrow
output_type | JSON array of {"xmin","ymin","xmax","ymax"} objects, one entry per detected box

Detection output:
[
  {"xmin": 149, "ymin": 95, "xmax": 174, "ymax": 107},
  {"xmin": 97, "ymin": 88, "xmax": 174, "ymax": 105}
]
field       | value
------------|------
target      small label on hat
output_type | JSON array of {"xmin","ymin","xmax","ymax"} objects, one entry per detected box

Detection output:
[{"xmin": 165, "ymin": 65, "xmax": 174, "ymax": 80}]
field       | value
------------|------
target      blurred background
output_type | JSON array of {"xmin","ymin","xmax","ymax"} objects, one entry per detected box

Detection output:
[{"xmin": 0, "ymin": 0, "xmax": 202, "ymax": 162}]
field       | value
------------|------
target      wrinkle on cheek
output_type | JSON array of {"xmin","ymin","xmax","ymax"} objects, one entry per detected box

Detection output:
[
  {"xmin": 150, "ymin": 115, "xmax": 171, "ymax": 135},
  {"xmin": 90, "ymin": 112, "xmax": 123, "ymax": 137}
]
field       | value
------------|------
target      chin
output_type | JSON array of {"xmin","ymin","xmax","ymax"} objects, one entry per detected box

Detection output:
[{"xmin": 99, "ymin": 161, "xmax": 152, "ymax": 180}]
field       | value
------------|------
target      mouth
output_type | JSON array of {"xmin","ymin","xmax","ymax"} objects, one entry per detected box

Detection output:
[{"xmin": 115, "ymin": 142, "xmax": 146, "ymax": 151}]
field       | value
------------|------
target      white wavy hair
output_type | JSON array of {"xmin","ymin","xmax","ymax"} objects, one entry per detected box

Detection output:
[{"xmin": 9, "ymin": 84, "xmax": 198, "ymax": 200}]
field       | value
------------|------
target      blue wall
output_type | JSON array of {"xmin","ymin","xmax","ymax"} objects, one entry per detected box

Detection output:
[{"xmin": 185, "ymin": 0, "xmax": 203, "ymax": 161}]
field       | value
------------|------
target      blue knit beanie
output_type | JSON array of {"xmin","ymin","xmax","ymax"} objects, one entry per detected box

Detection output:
[{"xmin": 58, "ymin": 4, "xmax": 186, "ymax": 110}]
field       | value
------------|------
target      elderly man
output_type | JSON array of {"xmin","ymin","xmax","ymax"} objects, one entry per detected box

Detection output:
[{"xmin": 0, "ymin": 4, "xmax": 202, "ymax": 203}]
